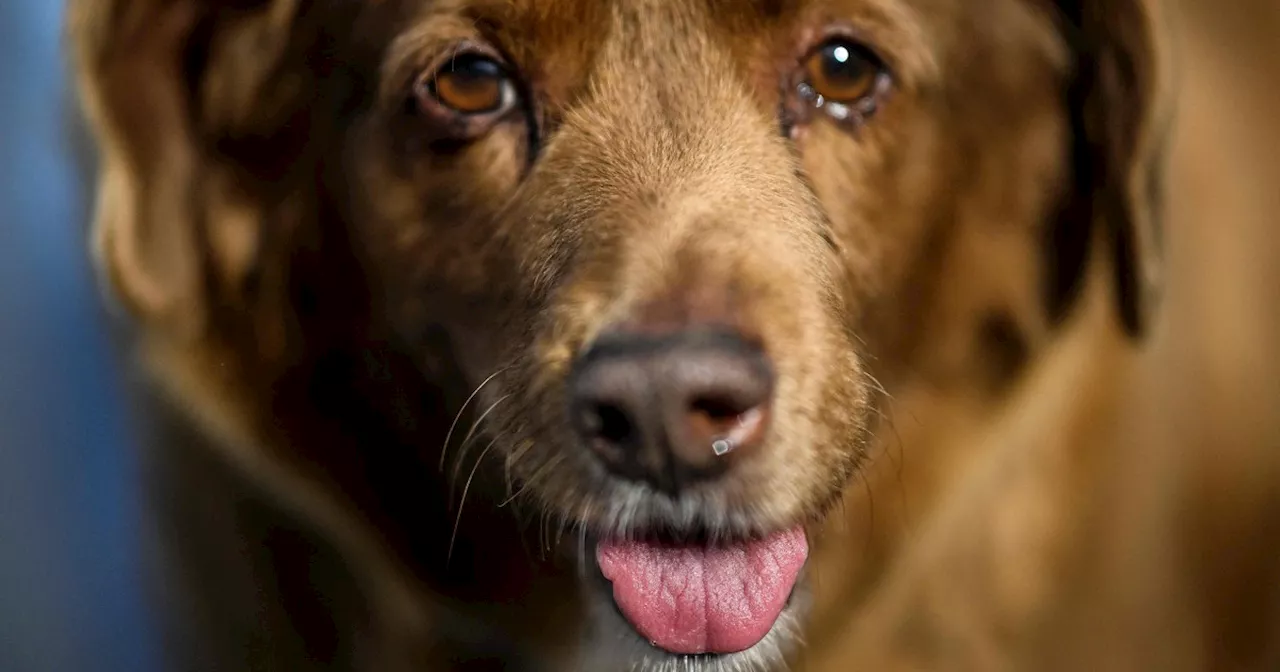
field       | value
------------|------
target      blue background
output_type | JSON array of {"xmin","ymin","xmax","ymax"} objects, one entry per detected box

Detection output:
[{"xmin": 0, "ymin": 3, "xmax": 157, "ymax": 671}]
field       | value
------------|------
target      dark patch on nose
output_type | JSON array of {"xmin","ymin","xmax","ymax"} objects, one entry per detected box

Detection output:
[{"xmin": 567, "ymin": 328, "xmax": 775, "ymax": 494}]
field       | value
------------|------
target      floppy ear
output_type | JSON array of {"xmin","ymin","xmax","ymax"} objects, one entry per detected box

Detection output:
[
  {"xmin": 1043, "ymin": 0, "xmax": 1173, "ymax": 339},
  {"xmin": 67, "ymin": 0, "xmax": 303, "ymax": 335}
]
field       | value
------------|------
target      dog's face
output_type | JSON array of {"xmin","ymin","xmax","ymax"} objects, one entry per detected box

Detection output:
[{"xmin": 71, "ymin": 0, "xmax": 1167, "ymax": 668}]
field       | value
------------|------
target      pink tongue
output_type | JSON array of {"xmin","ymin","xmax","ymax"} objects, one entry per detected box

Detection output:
[{"xmin": 596, "ymin": 527, "xmax": 807, "ymax": 655}]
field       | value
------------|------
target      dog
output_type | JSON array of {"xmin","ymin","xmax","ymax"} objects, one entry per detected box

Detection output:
[{"xmin": 66, "ymin": 0, "xmax": 1280, "ymax": 670}]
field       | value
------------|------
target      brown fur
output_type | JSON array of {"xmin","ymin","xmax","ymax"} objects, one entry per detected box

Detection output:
[{"xmin": 66, "ymin": 0, "xmax": 1279, "ymax": 670}]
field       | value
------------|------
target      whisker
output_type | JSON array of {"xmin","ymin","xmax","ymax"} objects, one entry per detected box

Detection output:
[
  {"xmin": 861, "ymin": 370, "xmax": 912, "ymax": 533},
  {"xmin": 855, "ymin": 464, "xmax": 876, "ymax": 556},
  {"xmin": 539, "ymin": 505, "xmax": 554, "ymax": 560},
  {"xmin": 574, "ymin": 499, "xmax": 595, "ymax": 581},
  {"xmin": 439, "ymin": 367, "xmax": 509, "ymax": 472},
  {"xmin": 554, "ymin": 505, "xmax": 574, "ymax": 552},
  {"xmin": 862, "ymin": 369, "xmax": 894, "ymax": 402},
  {"xmin": 449, "ymin": 394, "xmax": 510, "ymax": 501},
  {"xmin": 499, "ymin": 454, "xmax": 562, "ymax": 508},
  {"xmin": 877, "ymin": 412, "xmax": 912, "ymax": 528},
  {"xmin": 447, "ymin": 434, "xmax": 502, "ymax": 565},
  {"xmin": 501, "ymin": 438, "xmax": 538, "ymax": 502}
]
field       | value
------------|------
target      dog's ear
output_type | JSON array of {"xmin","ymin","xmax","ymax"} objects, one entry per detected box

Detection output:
[
  {"xmin": 67, "ymin": 0, "xmax": 302, "ymax": 335},
  {"xmin": 1043, "ymin": 0, "xmax": 1173, "ymax": 339}
]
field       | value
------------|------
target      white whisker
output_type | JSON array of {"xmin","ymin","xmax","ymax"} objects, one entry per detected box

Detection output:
[
  {"xmin": 439, "ymin": 367, "xmax": 509, "ymax": 472},
  {"xmin": 499, "ymin": 455, "xmax": 562, "ymax": 508},
  {"xmin": 447, "ymin": 434, "xmax": 502, "ymax": 565},
  {"xmin": 449, "ymin": 394, "xmax": 510, "ymax": 500}
]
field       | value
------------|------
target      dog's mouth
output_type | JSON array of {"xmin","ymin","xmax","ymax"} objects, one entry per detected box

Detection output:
[{"xmin": 593, "ymin": 525, "xmax": 808, "ymax": 656}]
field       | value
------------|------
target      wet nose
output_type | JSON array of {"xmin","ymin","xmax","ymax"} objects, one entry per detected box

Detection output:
[{"xmin": 567, "ymin": 329, "xmax": 775, "ymax": 494}]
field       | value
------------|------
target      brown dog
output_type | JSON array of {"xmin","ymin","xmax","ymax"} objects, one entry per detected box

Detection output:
[{"xmin": 66, "ymin": 0, "xmax": 1279, "ymax": 670}]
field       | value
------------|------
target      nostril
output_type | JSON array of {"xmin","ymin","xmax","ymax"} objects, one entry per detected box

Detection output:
[
  {"xmin": 689, "ymin": 395, "xmax": 751, "ymax": 422},
  {"xmin": 583, "ymin": 402, "xmax": 635, "ymax": 447},
  {"xmin": 686, "ymin": 392, "xmax": 770, "ymax": 458},
  {"xmin": 689, "ymin": 393, "xmax": 759, "ymax": 438}
]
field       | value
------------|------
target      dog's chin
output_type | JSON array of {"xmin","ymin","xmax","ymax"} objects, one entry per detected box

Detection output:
[
  {"xmin": 518, "ymin": 455, "xmax": 849, "ymax": 671},
  {"xmin": 572, "ymin": 531, "xmax": 811, "ymax": 672}
]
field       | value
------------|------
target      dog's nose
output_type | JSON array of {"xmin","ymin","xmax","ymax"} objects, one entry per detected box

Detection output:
[{"xmin": 568, "ymin": 329, "xmax": 775, "ymax": 493}]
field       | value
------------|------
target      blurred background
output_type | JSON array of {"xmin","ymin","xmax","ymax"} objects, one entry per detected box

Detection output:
[
  {"xmin": 0, "ymin": 2, "xmax": 1276, "ymax": 672},
  {"xmin": 0, "ymin": 3, "xmax": 157, "ymax": 672}
]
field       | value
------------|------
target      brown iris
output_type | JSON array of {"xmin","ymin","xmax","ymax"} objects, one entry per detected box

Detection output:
[
  {"xmin": 801, "ymin": 39, "xmax": 882, "ymax": 105},
  {"xmin": 428, "ymin": 52, "xmax": 511, "ymax": 115}
]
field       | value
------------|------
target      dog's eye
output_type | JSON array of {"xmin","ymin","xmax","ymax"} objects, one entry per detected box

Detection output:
[
  {"xmin": 430, "ymin": 53, "xmax": 512, "ymax": 114},
  {"xmin": 416, "ymin": 51, "xmax": 516, "ymax": 117},
  {"xmin": 804, "ymin": 41, "xmax": 877, "ymax": 103},
  {"xmin": 796, "ymin": 38, "xmax": 889, "ymax": 125}
]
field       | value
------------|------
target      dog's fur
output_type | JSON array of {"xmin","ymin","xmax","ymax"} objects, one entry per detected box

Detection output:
[{"xmin": 66, "ymin": 0, "xmax": 1280, "ymax": 670}]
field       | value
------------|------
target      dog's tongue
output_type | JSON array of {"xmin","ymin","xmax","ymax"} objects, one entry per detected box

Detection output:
[{"xmin": 596, "ymin": 527, "xmax": 807, "ymax": 655}]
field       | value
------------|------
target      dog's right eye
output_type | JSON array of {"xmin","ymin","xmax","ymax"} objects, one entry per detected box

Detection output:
[{"xmin": 424, "ymin": 53, "xmax": 514, "ymax": 114}]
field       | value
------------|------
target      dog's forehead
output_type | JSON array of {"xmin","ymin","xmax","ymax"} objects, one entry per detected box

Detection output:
[
  {"xmin": 411, "ymin": 0, "xmax": 925, "ymax": 45},
  {"xmin": 384, "ymin": 0, "xmax": 944, "ymax": 103}
]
